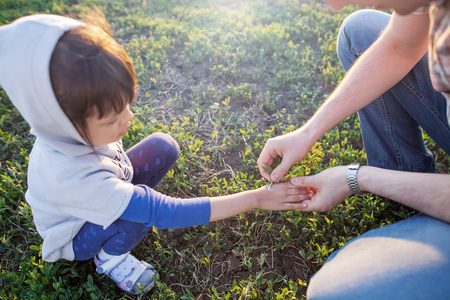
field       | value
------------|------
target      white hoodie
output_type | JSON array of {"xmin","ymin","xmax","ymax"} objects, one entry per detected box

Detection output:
[{"xmin": 0, "ymin": 15, "xmax": 134, "ymax": 262}]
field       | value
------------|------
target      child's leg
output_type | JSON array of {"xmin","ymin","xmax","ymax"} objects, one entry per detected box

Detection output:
[
  {"xmin": 73, "ymin": 219, "xmax": 150, "ymax": 260},
  {"xmin": 73, "ymin": 219, "xmax": 156, "ymax": 294},
  {"xmin": 72, "ymin": 133, "xmax": 179, "ymax": 294},
  {"xmin": 126, "ymin": 132, "xmax": 180, "ymax": 187}
]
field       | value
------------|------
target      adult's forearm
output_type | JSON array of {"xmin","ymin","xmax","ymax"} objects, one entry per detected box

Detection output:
[{"xmin": 358, "ymin": 167, "xmax": 450, "ymax": 223}]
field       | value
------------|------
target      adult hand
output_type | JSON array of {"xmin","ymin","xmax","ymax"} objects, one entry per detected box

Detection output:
[
  {"xmin": 257, "ymin": 129, "xmax": 316, "ymax": 182},
  {"xmin": 289, "ymin": 166, "xmax": 352, "ymax": 212}
]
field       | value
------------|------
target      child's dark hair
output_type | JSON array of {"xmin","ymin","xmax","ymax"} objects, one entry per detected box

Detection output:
[{"xmin": 50, "ymin": 11, "xmax": 136, "ymax": 145}]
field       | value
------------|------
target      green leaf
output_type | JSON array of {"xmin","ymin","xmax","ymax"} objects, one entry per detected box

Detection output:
[{"xmin": 262, "ymin": 166, "xmax": 272, "ymax": 174}]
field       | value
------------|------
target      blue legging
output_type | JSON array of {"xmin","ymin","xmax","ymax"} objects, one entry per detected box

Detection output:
[{"xmin": 73, "ymin": 132, "xmax": 180, "ymax": 260}]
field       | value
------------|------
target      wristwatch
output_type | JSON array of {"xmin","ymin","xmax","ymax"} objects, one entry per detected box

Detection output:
[{"xmin": 347, "ymin": 162, "xmax": 368, "ymax": 196}]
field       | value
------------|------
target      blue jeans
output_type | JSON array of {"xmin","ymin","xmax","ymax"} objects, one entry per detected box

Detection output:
[
  {"xmin": 307, "ymin": 10, "xmax": 450, "ymax": 299},
  {"xmin": 307, "ymin": 215, "xmax": 450, "ymax": 299},
  {"xmin": 337, "ymin": 9, "xmax": 450, "ymax": 172},
  {"xmin": 73, "ymin": 132, "xmax": 180, "ymax": 260}
]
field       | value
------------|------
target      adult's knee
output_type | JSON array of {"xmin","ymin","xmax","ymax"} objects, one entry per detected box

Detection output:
[
  {"xmin": 337, "ymin": 9, "xmax": 391, "ymax": 71},
  {"xmin": 307, "ymin": 215, "xmax": 450, "ymax": 299}
]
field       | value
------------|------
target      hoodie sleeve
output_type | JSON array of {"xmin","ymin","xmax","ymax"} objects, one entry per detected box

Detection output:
[{"xmin": 120, "ymin": 185, "xmax": 211, "ymax": 229}]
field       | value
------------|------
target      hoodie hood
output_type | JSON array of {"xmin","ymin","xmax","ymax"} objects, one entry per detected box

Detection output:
[{"xmin": 0, "ymin": 14, "xmax": 93, "ymax": 156}]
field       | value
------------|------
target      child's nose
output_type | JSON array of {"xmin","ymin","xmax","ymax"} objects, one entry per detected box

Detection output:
[
  {"xmin": 128, "ymin": 108, "xmax": 134, "ymax": 121},
  {"xmin": 124, "ymin": 106, "xmax": 134, "ymax": 122}
]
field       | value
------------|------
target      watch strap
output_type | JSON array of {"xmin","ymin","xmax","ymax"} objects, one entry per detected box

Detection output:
[{"xmin": 347, "ymin": 162, "xmax": 367, "ymax": 196}]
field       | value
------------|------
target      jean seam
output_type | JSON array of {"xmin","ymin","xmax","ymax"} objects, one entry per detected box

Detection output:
[{"xmin": 376, "ymin": 96, "xmax": 404, "ymax": 169}]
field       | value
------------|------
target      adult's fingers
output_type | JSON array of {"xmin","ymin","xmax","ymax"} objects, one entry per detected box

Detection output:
[
  {"xmin": 257, "ymin": 147, "xmax": 278, "ymax": 181},
  {"xmin": 270, "ymin": 156, "xmax": 296, "ymax": 182},
  {"xmin": 290, "ymin": 175, "xmax": 318, "ymax": 189}
]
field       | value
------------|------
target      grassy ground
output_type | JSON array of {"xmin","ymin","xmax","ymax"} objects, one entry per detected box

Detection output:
[{"xmin": 1, "ymin": 0, "xmax": 449, "ymax": 299}]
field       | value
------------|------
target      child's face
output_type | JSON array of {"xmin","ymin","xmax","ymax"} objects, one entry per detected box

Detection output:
[
  {"xmin": 324, "ymin": 0, "xmax": 430, "ymax": 15},
  {"xmin": 83, "ymin": 103, "xmax": 134, "ymax": 146}
]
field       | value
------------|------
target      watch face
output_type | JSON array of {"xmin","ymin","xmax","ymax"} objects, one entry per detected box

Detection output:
[{"xmin": 349, "ymin": 162, "xmax": 360, "ymax": 170}]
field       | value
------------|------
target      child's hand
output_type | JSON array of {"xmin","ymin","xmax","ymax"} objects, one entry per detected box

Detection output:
[
  {"xmin": 254, "ymin": 181, "xmax": 313, "ymax": 211},
  {"xmin": 209, "ymin": 181, "xmax": 313, "ymax": 222}
]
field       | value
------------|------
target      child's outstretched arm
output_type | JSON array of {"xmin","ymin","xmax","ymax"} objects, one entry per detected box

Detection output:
[
  {"xmin": 119, "ymin": 182, "xmax": 311, "ymax": 229},
  {"xmin": 209, "ymin": 182, "xmax": 311, "ymax": 222}
]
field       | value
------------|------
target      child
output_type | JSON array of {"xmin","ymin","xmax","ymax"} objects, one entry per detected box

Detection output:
[{"xmin": 0, "ymin": 13, "xmax": 311, "ymax": 295}]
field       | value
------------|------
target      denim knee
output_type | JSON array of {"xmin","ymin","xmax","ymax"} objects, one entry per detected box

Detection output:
[
  {"xmin": 337, "ymin": 9, "xmax": 391, "ymax": 71},
  {"xmin": 307, "ymin": 215, "xmax": 450, "ymax": 299}
]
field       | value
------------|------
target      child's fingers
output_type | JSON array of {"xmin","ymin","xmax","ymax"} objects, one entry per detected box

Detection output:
[
  {"xmin": 286, "ymin": 193, "xmax": 313, "ymax": 203},
  {"xmin": 289, "ymin": 187, "xmax": 314, "ymax": 194},
  {"xmin": 268, "ymin": 182, "xmax": 314, "ymax": 200},
  {"xmin": 286, "ymin": 185, "xmax": 311, "ymax": 191},
  {"xmin": 285, "ymin": 186, "xmax": 314, "ymax": 197},
  {"xmin": 308, "ymin": 187, "xmax": 318, "ymax": 193},
  {"xmin": 284, "ymin": 201, "xmax": 308, "ymax": 210},
  {"xmin": 275, "ymin": 181, "xmax": 315, "ymax": 192}
]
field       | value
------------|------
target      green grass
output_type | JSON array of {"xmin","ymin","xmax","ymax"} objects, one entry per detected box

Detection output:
[{"xmin": 1, "ymin": 0, "xmax": 449, "ymax": 299}]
